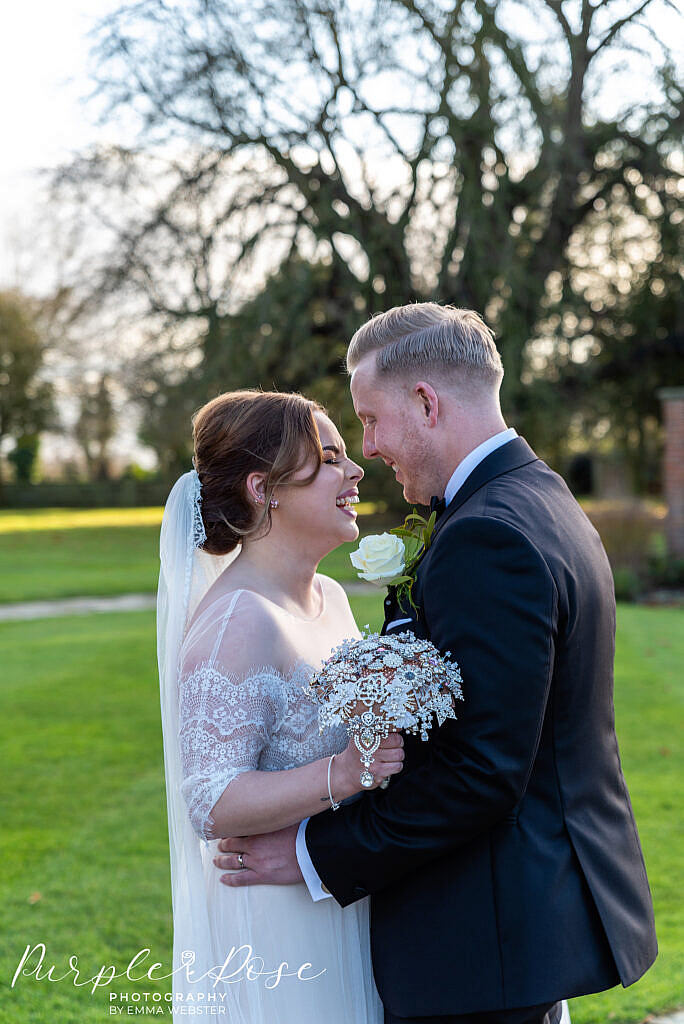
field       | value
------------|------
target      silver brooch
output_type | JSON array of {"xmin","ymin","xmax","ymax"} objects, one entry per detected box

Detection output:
[{"xmin": 306, "ymin": 631, "xmax": 464, "ymax": 788}]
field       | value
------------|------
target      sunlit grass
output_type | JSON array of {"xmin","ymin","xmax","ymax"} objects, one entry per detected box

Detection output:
[
  {"xmin": 0, "ymin": 504, "xmax": 384, "ymax": 535},
  {"xmin": 579, "ymin": 498, "xmax": 667, "ymax": 519},
  {"xmin": 0, "ymin": 510, "xmax": 378, "ymax": 602},
  {"xmin": 569, "ymin": 605, "xmax": 683, "ymax": 1023},
  {"xmin": 0, "ymin": 522, "xmax": 161, "ymax": 603},
  {"xmin": 0, "ymin": 507, "xmax": 165, "ymax": 533},
  {"xmin": 0, "ymin": 603, "xmax": 680, "ymax": 1023}
]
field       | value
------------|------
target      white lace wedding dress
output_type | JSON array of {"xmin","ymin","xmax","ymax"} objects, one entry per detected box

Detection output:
[{"xmin": 175, "ymin": 575, "xmax": 384, "ymax": 1023}]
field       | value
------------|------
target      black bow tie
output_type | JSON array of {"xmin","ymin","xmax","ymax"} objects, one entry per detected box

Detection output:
[{"xmin": 429, "ymin": 495, "xmax": 447, "ymax": 519}]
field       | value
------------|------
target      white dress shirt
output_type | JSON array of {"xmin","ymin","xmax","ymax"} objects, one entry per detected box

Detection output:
[{"xmin": 296, "ymin": 426, "xmax": 519, "ymax": 900}]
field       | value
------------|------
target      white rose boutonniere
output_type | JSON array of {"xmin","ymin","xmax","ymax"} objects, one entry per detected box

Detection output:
[
  {"xmin": 349, "ymin": 533, "xmax": 406, "ymax": 586},
  {"xmin": 350, "ymin": 509, "xmax": 438, "ymax": 612}
]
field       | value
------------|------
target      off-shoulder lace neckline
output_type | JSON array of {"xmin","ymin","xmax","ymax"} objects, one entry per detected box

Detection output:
[{"xmin": 181, "ymin": 657, "xmax": 319, "ymax": 688}]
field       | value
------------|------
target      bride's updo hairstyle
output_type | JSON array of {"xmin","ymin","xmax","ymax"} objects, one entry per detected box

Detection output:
[{"xmin": 192, "ymin": 390, "xmax": 327, "ymax": 555}]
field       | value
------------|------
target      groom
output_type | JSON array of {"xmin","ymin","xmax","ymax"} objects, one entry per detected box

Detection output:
[{"xmin": 214, "ymin": 303, "xmax": 657, "ymax": 1023}]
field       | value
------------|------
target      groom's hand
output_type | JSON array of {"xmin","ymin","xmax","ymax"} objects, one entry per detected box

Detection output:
[{"xmin": 214, "ymin": 823, "xmax": 304, "ymax": 887}]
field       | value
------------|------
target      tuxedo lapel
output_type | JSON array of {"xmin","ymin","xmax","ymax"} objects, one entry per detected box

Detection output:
[
  {"xmin": 430, "ymin": 436, "xmax": 539, "ymax": 544},
  {"xmin": 382, "ymin": 437, "xmax": 539, "ymax": 631}
]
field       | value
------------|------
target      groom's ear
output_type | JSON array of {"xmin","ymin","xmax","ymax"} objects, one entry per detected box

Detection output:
[{"xmin": 414, "ymin": 382, "xmax": 439, "ymax": 427}]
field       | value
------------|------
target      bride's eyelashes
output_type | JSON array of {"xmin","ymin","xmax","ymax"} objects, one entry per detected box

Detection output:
[{"xmin": 322, "ymin": 452, "xmax": 348, "ymax": 466}]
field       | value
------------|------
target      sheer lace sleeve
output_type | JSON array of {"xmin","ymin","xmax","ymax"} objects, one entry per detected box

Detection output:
[
  {"xmin": 179, "ymin": 662, "xmax": 287, "ymax": 840},
  {"xmin": 177, "ymin": 589, "xmax": 296, "ymax": 840}
]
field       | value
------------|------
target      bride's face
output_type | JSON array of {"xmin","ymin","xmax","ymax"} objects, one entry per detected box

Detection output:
[{"xmin": 278, "ymin": 412, "xmax": 364, "ymax": 551}]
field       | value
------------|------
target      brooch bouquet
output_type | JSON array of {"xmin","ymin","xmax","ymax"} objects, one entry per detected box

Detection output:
[
  {"xmin": 349, "ymin": 509, "xmax": 438, "ymax": 612},
  {"xmin": 307, "ymin": 630, "xmax": 463, "ymax": 788}
]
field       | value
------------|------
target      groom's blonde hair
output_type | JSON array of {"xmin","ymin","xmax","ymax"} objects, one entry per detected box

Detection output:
[{"xmin": 346, "ymin": 302, "xmax": 503, "ymax": 386}]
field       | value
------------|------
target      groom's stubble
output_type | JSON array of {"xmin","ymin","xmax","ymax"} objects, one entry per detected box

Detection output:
[
  {"xmin": 396, "ymin": 416, "xmax": 444, "ymax": 504},
  {"xmin": 351, "ymin": 357, "xmax": 458, "ymax": 504}
]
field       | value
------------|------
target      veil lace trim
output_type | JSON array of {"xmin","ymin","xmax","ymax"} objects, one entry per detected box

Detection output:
[
  {"xmin": 190, "ymin": 469, "xmax": 206, "ymax": 549},
  {"xmin": 181, "ymin": 470, "xmax": 207, "ymax": 628}
]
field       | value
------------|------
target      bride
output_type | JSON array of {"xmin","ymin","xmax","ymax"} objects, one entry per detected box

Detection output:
[{"xmin": 157, "ymin": 388, "xmax": 404, "ymax": 1022}]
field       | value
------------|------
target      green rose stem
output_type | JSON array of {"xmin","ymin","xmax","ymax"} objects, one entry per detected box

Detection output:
[{"xmin": 388, "ymin": 509, "xmax": 437, "ymax": 613}]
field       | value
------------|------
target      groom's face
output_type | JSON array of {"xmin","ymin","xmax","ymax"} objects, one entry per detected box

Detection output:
[{"xmin": 350, "ymin": 356, "xmax": 437, "ymax": 505}]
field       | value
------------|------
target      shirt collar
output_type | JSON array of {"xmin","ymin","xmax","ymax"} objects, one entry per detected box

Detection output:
[{"xmin": 444, "ymin": 428, "xmax": 518, "ymax": 507}]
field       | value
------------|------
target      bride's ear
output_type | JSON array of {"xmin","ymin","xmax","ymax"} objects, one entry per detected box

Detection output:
[{"xmin": 246, "ymin": 472, "xmax": 268, "ymax": 506}]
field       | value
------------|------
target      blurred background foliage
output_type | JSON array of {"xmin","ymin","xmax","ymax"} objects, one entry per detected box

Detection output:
[{"xmin": 0, "ymin": 0, "xmax": 682, "ymax": 582}]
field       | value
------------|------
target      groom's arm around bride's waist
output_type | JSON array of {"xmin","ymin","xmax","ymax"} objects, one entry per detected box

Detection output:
[{"xmin": 304, "ymin": 515, "xmax": 558, "ymax": 907}]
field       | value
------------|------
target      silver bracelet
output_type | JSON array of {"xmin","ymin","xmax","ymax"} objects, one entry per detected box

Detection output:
[{"xmin": 327, "ymin": 754, "xmax": 341, "ymax": 810}]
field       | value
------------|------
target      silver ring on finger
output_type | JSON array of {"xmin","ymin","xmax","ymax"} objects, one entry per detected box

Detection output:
[{"xmin": 237, "ymin": 852, "xmax": 245, "ymax": 870}]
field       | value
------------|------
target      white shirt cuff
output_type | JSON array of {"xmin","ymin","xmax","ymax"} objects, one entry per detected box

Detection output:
[{"xmin": 296, "ymin": 817, "xmax": 333, "ymax": 901}]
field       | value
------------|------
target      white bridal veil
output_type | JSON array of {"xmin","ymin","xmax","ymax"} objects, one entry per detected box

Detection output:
[{"xmin": 156, "ymin": 470, "xmax": 238, "ymax": 998}]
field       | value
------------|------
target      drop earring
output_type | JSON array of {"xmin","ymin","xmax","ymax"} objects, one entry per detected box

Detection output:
[{"xmin": 254, "ymin": 495, "xmax": 279, "ymax": 509}]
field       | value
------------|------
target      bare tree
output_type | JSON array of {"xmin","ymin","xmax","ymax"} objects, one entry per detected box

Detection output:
[{"xmin": 57, "ymin": 0, "xmax": 682, "ymax": 436}]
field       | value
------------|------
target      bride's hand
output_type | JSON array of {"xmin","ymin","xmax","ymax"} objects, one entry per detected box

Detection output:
[{"xmin": 334, "ymin": 731, "xmax": 404, "ymax": 796}]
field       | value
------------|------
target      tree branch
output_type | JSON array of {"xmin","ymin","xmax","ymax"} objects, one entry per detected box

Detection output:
[{"xmin": 589, "ymin": 0, "xmax": 657, "ymax": 58}]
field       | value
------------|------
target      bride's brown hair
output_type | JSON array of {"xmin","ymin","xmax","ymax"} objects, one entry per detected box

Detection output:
[{"xmin": 192, "ymin": 390, "xmax": 327, "ymax": 555}]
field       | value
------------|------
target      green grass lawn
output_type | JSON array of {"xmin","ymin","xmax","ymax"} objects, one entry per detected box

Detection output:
[
  {"xmin": 0, "ymin": 508, "xmax": 163, "ymax": 603},
  {"xmin": 0, "ymin": 507, "xmax": 373, "ymax": 603},
  {"xmin": 0, "ymin": 602, "xmax": 681, "ymax": 1022}
]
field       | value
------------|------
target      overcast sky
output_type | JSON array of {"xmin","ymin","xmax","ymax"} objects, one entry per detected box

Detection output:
[{"xmin": 0, "ymin": 1, "xmax": 119, "ymax": 286}]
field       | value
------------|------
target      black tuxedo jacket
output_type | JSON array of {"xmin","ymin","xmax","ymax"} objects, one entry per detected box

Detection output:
[{"xmin": 305, "ymin": 437, "xmax": 657, "ymax": 1017}]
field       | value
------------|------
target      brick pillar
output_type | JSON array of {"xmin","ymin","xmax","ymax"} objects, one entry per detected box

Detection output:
[{"xmin": 658, "ymin": 387, "xmax": 684, "ymax": 558}]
